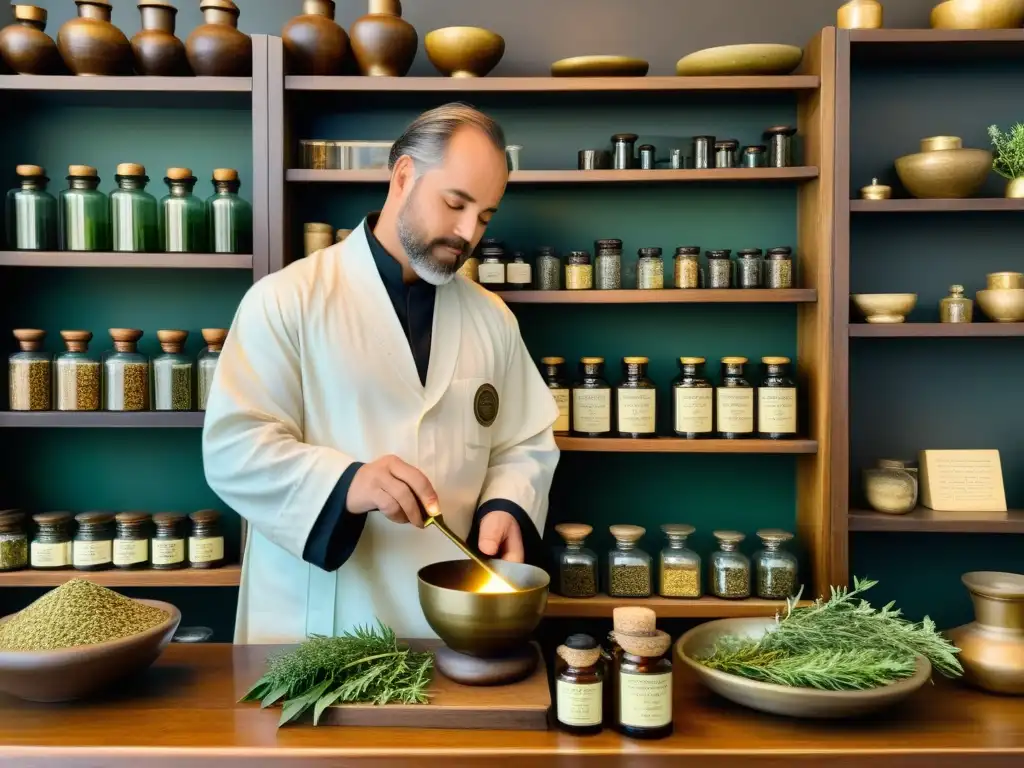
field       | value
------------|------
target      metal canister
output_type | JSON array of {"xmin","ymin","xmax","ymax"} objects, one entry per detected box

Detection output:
[
  {"xmin": 594, "ymin": 239, "xmax": 622, "ymax": 290},
  {"xmin": 304, "ymin": 222, "xmax": 334, "ymax": 256},
  {"xmin": 706, "ymin": 249, "xmax": 732, "ymax": 288},
  {"xmin": 736, "ymin": 248, "xmax": 763, "ymax": 289},
  {"xmin": 611, "ymin": 134, "xmax": 638, "ymax": 170},
  {"xmin": 300, "ymin": 140, "xmax": 340, "ymax": 170},
  {"xmin": 669, "ymin": 149, "xmax": 691, "ymax": 169},
  {"xmin": 742, "ymin": 145, "xmax": 766, "ymax": 168},
  {"xmin": 578, "ymin": 149, "xmax": 612, "ymax": 170},
  {"xmin": 715, "ymin": 140, "xmax": 739, "ymax": 169},
  {"xmin": 693, "ymin": 136, "xmax": 715, "ymax": 169},
  {"xmin": 765, "ymin": 126, "xmax": 797, "ymax": 167},
  {"xmin": 765, "ymin": 247, "xmax": 794, "ymax": 289},
  {"xmin": 636, "ymin": 247, "xmax": 665, "ymax": 290},
  {"xmin": 535, "ymin": 246, "xmax": 561, "ymax": 290},
  {"xmin": 638, "ymin": 145, "xmax": 656, "ymax": 170},
  {"xmin": 565, "ymin": 251, "xmax": 593, "ymax": 290},
  {"xmin": 673, "ymin": 246, "xmax": 701, "ymax": 289}
]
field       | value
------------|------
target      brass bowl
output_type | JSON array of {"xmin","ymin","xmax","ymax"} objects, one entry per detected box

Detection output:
[
  {"xmin": 677, "ymin": 617, "xmax": 933, "ymax": 719},
  {"xmin": 551, "ymin": 55, "xmax": 649, "ymax": 77},
  {"xmin": 424, "ymin": 27, "xmax": 505, "ymax": 78},
  {"xmin": 895, "ymin": 137, "xmax": 993, "ymax": 199},
  {"xmin": 987, "ymin": 271, "xmax": 1024, "ymax": 290},
  {"xmin": 852, "ymin": 293, "xmax": 918, "ymax": 323},
  {"xmin": 931, "ymin": 0, "xmax": 1024, "ymax": 28},
  {"xmin": 418, "ymin": 559, "xmax": 549, "ymax": 658},
  {"xmin": 675, "ymin": 44, "xmax": 803, "ymax": 76},
  {"xmin": 976, "ymin": 289, "xmax": 1024, "ymax": 322}
]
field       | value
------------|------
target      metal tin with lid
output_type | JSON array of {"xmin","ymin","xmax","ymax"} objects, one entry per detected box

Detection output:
[
  {"xmin": 706, "ymin": 249, "xmax": 732, "ymax": 288},
  {"xmin": 764, "ymin": 125, "xmax": 797, "ymax": 167},
  {"xmin": 714, "ymin": 139, "xmax": 739, "ymax": 169}
]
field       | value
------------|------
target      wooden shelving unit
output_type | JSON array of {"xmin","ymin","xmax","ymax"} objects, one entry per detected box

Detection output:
[
  {"xmin": 545, "ymin": 594, "xmax": 808, "ymax": 619},
  {"xmin": 0, "ymin": 74, "xmax": 252, "ymax": 92},
  {"xmin": 555, "ymin": 437, "xmax": 817, "ymax": 454},
  {"xmin": 286, "ymin": 167, "xmax": 820, "ymax": 184},
  {"xmin": 496, "ymin": 288, "xmax": 817, "ymax": 304},
  {"xmin": 0, "ymin": 252, "xmax": 253, "ymax": 269},
  {"xmin": 0, "ymin": 412, "xmax": 205, "ymax": 428},
  {"xmin": 0, "ymin": 565, "xmax": 242, "ymax": 588},
  {"xmin": 850, "ymin": 323, "xmax": 1024, "ymax": 337},
  {"xmin": 849, "ymin": 508, "xmax": 1024, "ymax": 534},
  {"xmin": 850, "ymin": 198, "xmax": 1024, "ymax": 213}
]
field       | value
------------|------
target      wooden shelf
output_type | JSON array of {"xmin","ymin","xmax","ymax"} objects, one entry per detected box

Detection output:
[
  {"xmin": 496, "ymin": 289, "xmax": 817, "ymax": 304},
  {"xmin": 545, "ymin": 593, "xmax": 808, "ymax": 618},
  {"xmin": 0, "ymin": 565, "xmax": 241, "ymax": 588},
  {"xmin": 0, "ymin": 252, "xmax": 253, "ymax": 269},
  {"xmin": 286, "ymin": 167, "xmax": 820, "ymax": 184},
  {"xmin": 555, "ymin": 437, "xmax": 816, "ymax": 454},
  {"xmin": 850, "ymin": 323, "xmax": 1024, "ymax": 338},
  {"xmin": 0, "ymin": 75, "xmax": 252, "ymax": 92},
  {"xmin": 0, "ymin": 412, "xmax": 204, "ymax": 428},
  {"xmin": 849, "ymin": 508, "xmax": 1024, "ymax": 534},
  {"xmin": 285, "ymin": 74, "xmax": 820, "ymax": 92},
  {"xmin": 851, "ymin": 198, "xmax": 1024, "ymax": 213},
  {"xmin": 850, "ymin": 29, "xmax": 1024, "ymax": 44},
  {"xmin": 848, "ymin": 29, "xmax": 1024, "ymax": 63}
]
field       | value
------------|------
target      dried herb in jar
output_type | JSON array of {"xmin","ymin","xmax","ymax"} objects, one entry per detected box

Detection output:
[{"xmin": 8, "ymin": 329, "xmax": 51, "ymax": 411}]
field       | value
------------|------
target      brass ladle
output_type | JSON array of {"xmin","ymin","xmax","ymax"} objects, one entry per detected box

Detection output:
[{"xmin": 424, "ymin": 511, "xmax": 516, "ymax": 592}]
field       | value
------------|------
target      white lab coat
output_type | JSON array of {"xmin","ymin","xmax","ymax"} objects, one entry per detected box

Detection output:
[{"xmin": 202, "ymin": 221, "xmax": 560, "ymax": 643}]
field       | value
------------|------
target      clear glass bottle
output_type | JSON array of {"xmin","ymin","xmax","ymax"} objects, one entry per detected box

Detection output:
[
  {"xmin": 30, "ymin": 511, "xmax": 73, "ymax": 570},
  {"xmin": 56, "ymin": 330, "xmax": 101, "ymax": 411},
  {"xmin": 113, "ymin": 511, "xmax": 150, "ymax": 570},
  {"xmin": 608, "ymin": 524, "xmax": 651, "ymax": 598},
  {"xmin": 59, "ymin": 165, "xmax": 110, "ymax": 251},
  {"xmin": 659, "ymin": 524, "xmax": 701, "ymax": 598},
  {"xmin": 0, "ymin": 511, "xmax": 29, "ymax": 572},
  {"xmin": 673, "ymin": 246, "xmax": 701, "ymax": 289},
  {"xmin": 110, "ymin": 162, "xmax": 159, "ymax": 253},
  {"xmin": 636, "ymin": 247, "xmax": 664, "ymax": 290},
  {"xmin": 153, "ymin": 329, "xmax": 193, "ymax": 411},
  {"xmin": 671, "ymin": 356, "xmax": 713, "ymax": 439},
  {"xmin": 207, "ymin": 168, "xmax": 252, "ymax": 254},
  {"xmin": 556, "ymin": 633, "xmax": 604, "ymax": 735},
  {"xmin": 505, "ymin": 250, "xmax": 531, "ymax": 290},
  {"xmin": 198, "ymin": 328, "xmax": 227, "ymax": 411},
  {"xmin": 618, "ymin": 642, "xmax": 673, "ymax": 740},
  {"xmin": 595, "ymin": 239, "xmax": 622, "ymax": 290},
  {"xmin": 736, "ymin": 248, "xmax": 763, "ymax": 289},
  {"xmin": 706, "ymin": 249, "xmax": 732, "ymax": 288},
  {"xmin": 616, "ymin": 356, "xmax": 656, "ymax": 439},
  {"xmin": 9, "ymin": 328, "xmax": 51, "ymax": 411},
  {"xmin": 572, "ymin": 357, "xmax": 612, "ymax": 437},
  {"xmin": 73, "ymin": 511, "xmax": 114, "ymax": 572},
  {"xmin": 160, "ymin": 167, "xmax": 206, "ymax": 253},
  {"xmin": 554, "ymin": 523, "xmax": 598, "ymax": 598},
  {"xmin": 6, "ymin": 164, "xmax": 57, "ymax": 250},
  {"xmin": 151, "ymin": 512, "xmax": 187, "ymax": 570},
  {"xmin": 758, "ymin": 356, "xmax": 797, "ymax": 439},
  {"xmin": 477, "ymin": 238, "xmax": 506, "ymax": 289},
  {"xmin": 565, "ymin": 250, "xmax": 593, "ymax": 290},
  {"xmin": 716, "ymin": 356, "xmax": 753, "ymax": 439},
  {"xmin": 711, "ymin": 530, "xmax": 751, "ymax": 599},
  {"xmin": 189, "ymin": 509, "xmax": 225, "ymax": 569},
  {"xmin": 755, "ymin": 528, "xmax": 798, "ymax": 599},
  {"xmin": 104, "ymin": 328, "xmax": 150, "ymax": 411},
  {"xmin": 541, "ymin": 356, "xmax": 570, "ymax": 434},
  {"xmin": 534, "ymin": 245, "xmax": 560, "ymax": 290}
]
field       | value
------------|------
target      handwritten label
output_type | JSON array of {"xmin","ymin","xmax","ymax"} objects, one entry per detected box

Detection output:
[
  {"xmin": 617, "ymin": 389, "xmax": 656, "ymax": 434},
  {"xmin": 920, "ymin": 449, "xmax": 1007, "ymax": 512},
  {"xmin": 716, "ymin": 388, "xmax": 753, "ymax": 434},
  {"xmin": 113, "ymin": 538, "xmax": 149, "ymax": 566},
  {"xmin": 152, "ymin": 539, "xmax": 185, "ymax": 566},
  {"xmin": 73, "ymin": 540, "xmax": 112, "ymax": 568},
  {"xmin": 758, "ymin": 387, "xmax": 796, "ymax": 434},
  {"xmin": 189, "ymin": 537, "xmax": 224, "ymax": 564}
]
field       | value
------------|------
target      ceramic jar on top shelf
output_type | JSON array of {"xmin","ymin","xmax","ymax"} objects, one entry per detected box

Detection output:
[
  {"xmin": 349, "ymin": 0, "xmax": 418, "ymax": 77},
  {"xmin": 57, "ymin": 0, "xmax": 132, "ymax": 76},
  {"xmin": 186, "ymin": 0, "xmax": 252, "ymax": 77},
  {"xmin": 132, "ymin": 0, "xmax": 189, "ymax": 76},
  {"xmin": 0, "ymin": 4, "xmax": 63, "ymax": 75},
  {"xmin": 283, "ymin": 0, "xmax": 350, "ymax": 76}
]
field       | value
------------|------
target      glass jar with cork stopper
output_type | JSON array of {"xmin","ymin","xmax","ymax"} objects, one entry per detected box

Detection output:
[
  {"xmin": 614, "ymin": 622, "xmax": 673, "ymax": 739},
  {"xmin": 0, "ymin": 511, "xmax": 29, "ymax": 572},
  {"xmin": 754, "ymin": 528, "xmax": 798, "ymax": 599},
  {"xmin": 710, "ymin": 530, "xmax": 751, "ymax": 599},
  {"xmin": 616, "ymin": 356, "xmax": 656, "ymax": 439},
  {"xmin": 540, "ymin": 356, "xmax": 570, "ymax": 434},
  {"xmin": 671, "ymin": 356, "xmax": 713, "ymax": 439},
  {"xmin": 189, "ymin": 509, "xmax": 225, "ymax": 569},
  {"xmin": 555, "ymin": 634, "xmax": 604, "ymax": 735},
  {"xmin": 160, "ymin": 167, "xmax": 207, "ymax": 253},
  {"xmin": 659, "ymin": 524, "xmax": 701, "ymax": 598},
  {"xmin": 555, "ymin": 523, "xmax": 598, "ymax": 598},
  {"xmin": 5, "ymin": 164, "xmax": 57, "ymax": 251},
  {"xmin": 110, "ymin": 162, "xmax": 159, "ymax": 253},
  {"xmin": 30, "ymin": 511, "xmax": 72, "ymax": 570},
  {"xmin": 572, "ymin": 357, "xmax": 612, "ymax": 437},
  {"xmin": 716, "ymin": 356, "xmax": 753, "ymax": 439},
  {"xmin": 9, "ymin": 329, "xmax": 51, "ymax": 411},
  {"xmin": 73, "ymin": 511, "xmax": 114, "ymax": 571},
  {"xmin": 113, "ymin": 511, "xmax": 150, "ymax": 570},
  {"xmin": 207, "ymin": 168, "xmax": 252, "ymax": 254},
  {"xmin": 151, "ymin": 512, "xmax": 187, "ymax": 570},
  {"xmin": 606, "ymin": 606, "xmax": 655, "ymax": 730},
  {"xmin": 608, "ymin": 524, "xmax": 651, "ymax": 598},
  {"xmin": 59, "ymin": 164, "xmax": 110, "ymax": 251},
  {"xmin": 153, "ymin": 329, "xmax": 193, "ymax": 411},
  {"xmin": 56, "ymin": 330, "xmax": 100, "ymax": 411},
  {"xmin": 104, "ymin": 329, "xmax": 150, "ymax": 411},
  {"xmin": 198, "ymin": 328, "xmax": 227, "ymax": 410},
  {"xmin": 758, "ymin": 356, "xmax": 797, "ymax": 439}
]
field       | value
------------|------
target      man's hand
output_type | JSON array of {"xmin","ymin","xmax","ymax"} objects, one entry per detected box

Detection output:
[
  {"xmin": 477, "ymin": 511, "xmax": 525, "ymax": 563},
  {"xmin": 346, "ymin": 455, "xmax": 438, "ymax": 527}
]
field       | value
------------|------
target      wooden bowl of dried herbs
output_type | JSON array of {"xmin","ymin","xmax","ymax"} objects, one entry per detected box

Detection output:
[{"xmin": 0, "ymin": 579, "xmax": 180, "ymax": 702}]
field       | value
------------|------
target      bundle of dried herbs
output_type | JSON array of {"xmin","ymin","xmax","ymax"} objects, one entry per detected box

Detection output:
[
  {"xmin": 241, "ymin": 622, "xmax": 434, "ymax": 726},
  {"xmin": 697, "ymin": 577, "xmax": 963, "ymax": 690}
]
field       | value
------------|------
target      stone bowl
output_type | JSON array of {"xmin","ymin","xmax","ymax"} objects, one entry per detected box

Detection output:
[
  {"xmin": 976, "ymin": 289, "xmax": 1024, "ymax": 322},
  {"xmin": 895, "ymin": 137, "xmax": 993, "ymax": 199},
  {"xmin": 0, "ymin": 599, "xmax": 180, "ymax": 703},
  {"xmin": 852, "ymin": 293, "xmax": 918, "ymax": 323},
  {"xmin": 425, "ymin": 27, "xmax": 505, "ymax": 78},
  {"xmin": 931, "ymin": 0, "xmax": 1024, "ymax": 28}
]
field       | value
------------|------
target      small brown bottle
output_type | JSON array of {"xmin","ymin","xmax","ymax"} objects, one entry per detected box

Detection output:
[
  {"xmin": 555, "ymin": 634, "xmax": 604, "ymax": 735},
  {"xmin": 615, "ymin": 628, "xmax": 673, "ymax": 740}
]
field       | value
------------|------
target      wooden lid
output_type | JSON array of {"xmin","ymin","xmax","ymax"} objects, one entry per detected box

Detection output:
[
  {"xmin": 32, "ymin": 511, "xmax": 72, "ymax": 526},
  {"xmin": 166, "ymin": 167, "xmax": 194, "ymax": 180},
  {"xmin": 13, "ymin": 329, "xmax": 46, "ymax": 350},
  {"xmin": 540, "ymin": 356, "xmax": 565, "ymax": 365},
  {"xmin": 189, "ymin": 509, "xmax": 221, "ymax": 523},
  {"xmin": 60, "ymin": 330, "xmax": 92, "ymax": 343},
  {"xmin": 157, "ymin": 329, "xmax": 188, "ymax": 344},
  {"xmin": 0, "ymin": 510, "xmax": 25, "ymax": 531},
  {"xmin": 713, "ymin": 529, "xmax": 745, "ymax": 544},
  {"xmin": 554, "ymin": 523, "xmax": 592, "ymax": 543},
  {"xmin": 609, "ymin": 524, "xmax": 644, "ymax": 542},
  {"xmin": 117, "ymin": 162, "xmax": 146, "ymax": 177},
  {"xmin": 212, "ymin": 168, "xmax": 238, "ymax": 182},
  {"xmin": 305, "ymin": 222, "xmax": 334, "ymax": 234},
  {"xmin": 612, "ymin": 606, "xmax": 656, "ymax": 635},
  {"xmin": 115, "ymin": 511, "xmax": 150, "ymax": 525},
  {"xmin": 14, "ymin": 6, "xmax": 48, "ymax": 23},
  {"xmin": 661, "ymin": 523, "xmax": 695, "ymax": 538},
  {"xmin": 761, "ymin": 356, "xmax": 791, "ymax": 365},
  {"xmin": 109, "ymin": 328, "xmax": 143, "ymax": 343},
  {"xmin": 75, "ymin": 511, "xmax": 114, "ymax": 525},
  {"xmin": 16, "ymin": 164, "xmax": 45, "ymax": 177},
  {"xmin": 68, "ymin": 165, "xmax": 97, "ymax": 177},
  {"xmin": 721, "ymin": 356, "xmax": 747, "ymax": 365},
  {"xmin": 201, "ymin": 328, "xmax": 228, "ymax": 346},
  {"xmin": 757, "ymin": 528, "xmax": 793, "ymax": 543},
  {"xmin": 200, "ymin": 0, "xmax": 239, "ymax": 13},
  {"xmin": 153, "ymin": 511, "xmax": 185, "ymax": 527}
]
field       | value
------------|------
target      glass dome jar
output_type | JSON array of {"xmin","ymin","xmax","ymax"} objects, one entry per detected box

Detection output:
[
  {"xmin": 9, "ymin": 328, "xmax": 51, "ymax": 411},
  {"xmin": 198, "ymin": 328, "xmax": 227, "ymax": 410},
  {"xmin": 153, "ymin": 329, "xmax": 192, "ymax": 411},
  {"xmin": 607, "ymin": 524, "xmax": 651, "ymax": 598},
  {"xmin": 59, "ymin": 164, "xmax": 110, "ymax": 251},
  {"xmin": 5, "ymin": 164, "xmax": 57, "ymax": 250},
  {"xmin": 110, "ymin": 162, "xmax": 159, "ymax": 253},
  {"xmin": 160, "ymin": 167, "xmax": 206, "ymax": 253},
  {"xmin": 56, "ymin": 330, "xmax": 100, "ymax": 411},
  {"xmin": 710, "ymin": 530, "xmax": 750, "ymax": 599},
  {"xmin": 659, "ymin": 524, "xmax": 701, "ymax": 598},
  {"xmin": 554, "ymin": 523, "xmax": 598, "ymax": 598},
  {"xmin": 754, "ymin": 529, "xmax": 798, "ymax": 599},
  {"xmin": 206, "ymin": 168, "xmax": 252, "ymax": 254},
  {"xmin": 104, "ymin": 328, "xmax": 149, "ymax": 411}
]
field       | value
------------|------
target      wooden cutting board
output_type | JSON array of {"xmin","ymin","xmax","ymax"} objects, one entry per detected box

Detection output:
[{"xmin": 322, "ymin": 642, "xmax": 551, "ymax": 730}]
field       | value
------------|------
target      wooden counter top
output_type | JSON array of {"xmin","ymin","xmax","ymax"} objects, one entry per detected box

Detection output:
[{"xmin": 0, "ymin": 644, "xmax": 1022, "ymax": 767}]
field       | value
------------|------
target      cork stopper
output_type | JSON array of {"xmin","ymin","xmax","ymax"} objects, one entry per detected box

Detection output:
[
  {"xmin": 13, "ymin": 328, "xmax": 45, "ymax": 351},
  {"xmin": 152, "ymin": 512, "xmax": 185, "ymax": 529},
  {"xmin": 555, "ymin": 523, "xmax": 592, "ymax": 544},
  {"xmin": 139, "ymin": 0, "xmax": 179, "ymax": 8},
  {"xmin": 541, "ymin": 356, "xmax": 565, "ymax": 365},
  {"xmin": 15, "ymin": 6, "xmax": 48, "ymax": 23},
  {"xmin": 189, "ymin": 509, "xmax": 221, "ymax": 524},
  {"xmin": 612, "ymin": 606, "xmax": 656, "ymax": 635},
  {"xmin": 305, "ymin": 222, "xmax": 334, "ymax": 234},
  {"xmin": 609, "ymin": 524, "xmax": 644, "ymax": 544},
  {"xmin": 68, "ymin": 165, "xmax": 97, "ymax": 178},
  {"xmin": 109, "ymin": 328, "xmax": 143, "ymax": 352},
  {"xmin": 757, "ymin": 528, "xmax": 793, "ymax": 544},
  {"xmin": 556, "ymin": 634, "xmax": 601, "ymax": 668},
  {"xmin": 213, "ymin": 168, "xmax": 238, "ymax": 182},
  {"xmin": 662, "ymin": 523, "xmax": 695, "ymax": 540},
  {"xmin": 166, "ymin": 167, "xmax": 194, "ymax": 181},
  {"xmin": 60, "ymin": 330, "xmax": 93, "ymax": 353},
  {"xmin": 115, "ymin": 511, "xmax": 150, "ymax": 526},
  {"xmin": 713, "ymin": 530, "xmax": 745, "ymax": 544},
  {"xmin": 721, "ymin": 356, "xmax": 748, "ymax": 365},
  {"xmin": 761, "ymin": 356, "xmax": 791, "ymax": 365},
  {"xmin": 16, "ymin": 164, "xmax": 45, "ymax": 177},
  {"xmin": 116, "ymin": 163, "xmax": 146, "ymax": 177},
  {"xmin": 157, "ymin": 329, "xmax": 188, "ymax": 353},
  {"xmin": 615, "ymin": 629, "xmax": 671, "ymax": 658},
  {"xmin": 201, "ymin": 328, "xmax": 228, "ymax": 351},
  {"xmin": 33, "ymin": 511, "xmax": 72, "ymax": 527}
]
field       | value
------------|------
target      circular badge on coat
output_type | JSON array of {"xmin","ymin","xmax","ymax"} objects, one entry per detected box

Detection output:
[{"xmin": 474, "ymin": 383, "xmax": 499, "ymax": 427}]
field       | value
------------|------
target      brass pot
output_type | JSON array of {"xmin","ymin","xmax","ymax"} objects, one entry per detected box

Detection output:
[
  {"xmin": 0, "ymin": 5, "xmax": 62, "ymax": 75},
  {"xmin": 57, "ymin": 0, "xmax": 131, "ymax": 76},
  {"xmin": 851, "ymin": 293, "xmax": 918, "ymax": 323},
  {"xmin": 349, "ymin": 0, "xmax": 417, "ymax": 78},
  {"xmin": 186, "ymin": 0, "xmax": 252, "ymax": 77},
  {"xmin": 975, "ymin": 288, "xmax": 1024, "ymax": 322},
  {"xmin": 946, "ymin": 572, "xmax": 1024, "ymax": 695},
  {"xmin": 838, "ymin": 0, "xmax": 884, "ymax": 28},
  {"xmin": 425, "ymin": 26, "xmax": 505, "ymax": 78},
  {"xmin": 931, "ymin": 0, "xmax": 1024, "ymax": 28},
  {"xmin": 894, "ymin": 136, "xmax": 993, "ymax": 199},
  {"xmin": 282, "ymin": 0, "xmax": 349, "ymax": 76},
  {"xmin": 131, "ymin": 0, "xmax": 189, "ymax": 77},
  {"xmin": 1006, "ymin": 177, "xmax": 1024, "ymax": 199},
  {"xmin": 986, "ymin": 271, "xmax": 1024, "ymax": 290}
]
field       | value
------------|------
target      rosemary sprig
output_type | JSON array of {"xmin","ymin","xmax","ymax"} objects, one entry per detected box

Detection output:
[
  {"xmin": 240, "ymin": 621, "xmax": 434, "ymax": 726},
  {"xmin": 989, "ymin": 123, "xmax": 1024, "ymax": 180}
]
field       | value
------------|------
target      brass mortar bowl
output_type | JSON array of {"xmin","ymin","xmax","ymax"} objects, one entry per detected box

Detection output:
[
  {"xmin": 418, "ymin": 559, "xmax": 549, "ymax": 658},
  {"xmin": 425, "ymin": 26, "xmax": 505, "ymax": 78},
  {"xmin": 931, "ymin": 0, "xmax": 1024, "ymax": 29},
  {"xmin": 976, "ymin": 289, "xmax": 1024, "ymax": 322},
  {"xmin": 894, "ymin": 136, "xmax": 993, "ymax": 199}
]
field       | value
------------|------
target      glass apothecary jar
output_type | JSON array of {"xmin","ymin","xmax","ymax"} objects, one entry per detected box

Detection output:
[
  {"xmin": 59, "ymin": 165, "xmax": 110, "ymax": 252},
  {"xmin": 565, "ymin": 251, "xmax": 593, "ymax": 290},
  {"xmin": 572, "ymin": 357, "xmax": 612, "ymax": 437},
  {"xmin": 710, "ymin": 530, "xmax": 750, "ymax": 599},
  {"xmin": 56, "ymin": 330, "xmax": 100, "ymax": 411},
  {"xmin": 555, "ymin": 634, "xmax": 604, "ymax": 735},
  {"xmin": 736, "ymin": 248, "xmax": 763, "ymax": 289},
  {"xmin": 616, "ymin": 356, "xmax": 656, "ymax": 439},
  {"xmin": 0, "ymin": 510, "xmax": 29, "ymax": 572},
  {"xmin": 541, "ymin": 356, "xmax": 570, "ymax": 434},
  {"xmin": 160, "ymin": 167, "xmax": 206, "ymax": 253},
  {"xmin": 207, "ymin": 168, "xmax": 252, "ymax": 255},
  {"xmin": 672, "ymin": 356, "xmax": 713, "ymax": 439},
  {"xmin": 151, "ymin": 512, "xmax": 187, "ymax": 570},
  {"xmin": 673, "ymin": 246, "xmax": 701, "ymax": 289},
  {"xmin": 554, "ymin": 523, "xmax": 598, "ymax": 598},
  {"xmin": 73, "ymin": 511, "xmax": 114, "ymax": 572},
  {"xmin": 6, "ymin": 164, "xmax": 57, "ymax": 251},
  {"xmin": 716, "ymin": 356, "xmax": 753, "ymax": 439},
  {"xmin": 758, "ymin": 356, "xmax": 797, "ymax": 439},
  {"xmin": 198, "ymin": 328, "xmax": 227, "ymax": 411},
  {"xmin": 594, "ymin": 239, "xmax": 622, "ymax": 290},
  {"xmin": 765, "ymin": 247, "xmax": 793, "ymax": 289},
  {"xmin": 189, "ymin": 509, "xmax": 225, "ymax": 569},
  {"xmin": 706, "ymin": 249, "xmax": 732, "ymax": 288},
  {"xmin": 30, "ymin": 511, "xmax": 72, "ymax": 570},
  {"xmin": 617, "ymin": 637, "xmax": 673, "ymax": 740},
  {"xmin": 755, "ymin": 529, "xmax": 798, "ymax": 599},
  {"xmin": 113, "ymin": 511, "xmax": 150, "ymax": 570},
  {"xmin": 153, "ymin": 329, "xmax": 192, "ymax": 411},
  {"xmin": 636, "ymin": 247, "xmax": 664, "ymax": 290},
  {"xmin": 104, "ymin": 328, "xmax": 150, "ymax": 412},
  {"xmin": 659, "ymin": 524, "xmax": 701, "ymax": 598},
  {"xmin": 505, "ymin": 251, "xmax": 531, "ymax": 290},
  {"xmin": 9, "ymin": 328, "xmax": 51, "ymax": 411},
  {"xmin": 110, "ymin": 162, "xmax": 159, "ymax": 253},
  {"xmin": 534, "ymin": 246, "xmax": 560, "ymax": 290},
  {"xmin": 608, "ymin": 524, "xmax": 651, "ymax": 598},
  {"xmin": 477, "ymin": 238, "xmax": 506, "ymax": 289}
]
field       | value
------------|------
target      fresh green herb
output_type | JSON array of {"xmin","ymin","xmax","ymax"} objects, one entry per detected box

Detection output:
[
  {"xmin": 240, "ymin": 622, "xmax": 434, "ymax": 727},
  {"xmin": 697, "ymin": 577, "xmax": 963, "ymax": 690},
  {"xmin": 988, "ymin": 123, "xmax": 1024, "ymax": 180}
]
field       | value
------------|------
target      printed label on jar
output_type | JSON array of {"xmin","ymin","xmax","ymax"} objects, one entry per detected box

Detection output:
[
  {"xmin": 674, "ymin": 388, "xmax": 713, "ymax": 434},
  {"xmin": 113, "ymin": 538, "xmax": 149, "ymax": 566},
  {"xmin": 73, "ymin": 540, "xmax": 112, "ymax": 568},
  {"xmin": 758, "ymin": 387, "xmax": 797, "ymax": 434},
  {"xmin": 152, "ymin": 538, "xmax": 185, "ymax": 566},
  {"xmin": 619, "ymin": 671, "xmax": 672, "ymax": 729},
  {"xmin": 617, "ymin": 389, "xmax": 656, "ymax": 434},
  {"xmin": 716, "ymin": 388, "xmax": 754, "ymax": 434},
  {"xmin": 477, "ymin": 263, "xmax": 506, "ymax": 285},
  {"xmin": 573, "ymin": 389, "xmax": 610, "ymax": 433},
  {"xmin": 190, "ymin": 537, "xmax": 224, "ymax": 564},
  {"xmin": 556, "ymin": 680, "xmax": 602, "ymax": 727},
  {"xmin": 506, "ymin": 262, "xmax": 531, "ymax": 285},
  {"xmin": 31, "ymin": 540, "xmax": 71, "ymax": 568},
  {"xmin": 551, "ymin": 388, "xmax": 570, "ymax": 432}
]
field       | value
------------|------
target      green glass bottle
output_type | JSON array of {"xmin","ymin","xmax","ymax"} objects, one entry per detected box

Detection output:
[
  {"xmin": 159, "ymin": 167, "xmax": 206, "ymax": 253},
  {"xmin": 6, "ymin": 165, "xmax": 57, "ymax": 251},
  {"xmin": 58, "ymin": 165, "xmax": 110, "ymax": 252},
  {"xmin": 206, "ymin": 168, "xmax": 252, "ymax": 254},
  {"xmin": 110, "ymin": 163, "xmax": 159, "ymax": 253}
]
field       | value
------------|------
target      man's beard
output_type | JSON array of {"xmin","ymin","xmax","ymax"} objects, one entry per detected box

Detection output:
[{"xmin": 396, "ymin": 191, "xmax": 470, "ymax": 286}]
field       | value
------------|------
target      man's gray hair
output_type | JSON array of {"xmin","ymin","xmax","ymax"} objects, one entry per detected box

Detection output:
[{"xmin": 388, "ymin": 102, "xmax": 506, "ymax": 174}]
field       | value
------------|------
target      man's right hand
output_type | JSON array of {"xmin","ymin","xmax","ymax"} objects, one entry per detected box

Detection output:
[{"xmin": 345, "ymin": 455, "xmax": 439, "ymax": 527}]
